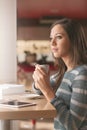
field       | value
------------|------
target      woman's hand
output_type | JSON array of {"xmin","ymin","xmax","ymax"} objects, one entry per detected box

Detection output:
[{"xmin": 32, "ymin": 64, "xmax": 55, "ymax": 101}]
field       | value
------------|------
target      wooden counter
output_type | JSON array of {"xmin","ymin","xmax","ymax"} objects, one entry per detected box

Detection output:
[{"xmin": 0, "ymin": 95, "xmax": 57, "ymax": 120}]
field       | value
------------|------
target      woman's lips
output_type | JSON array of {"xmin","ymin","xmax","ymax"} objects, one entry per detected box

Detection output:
[{"xmin": 51, "ymin": 48, "xmax": 58, "ymax": 52}]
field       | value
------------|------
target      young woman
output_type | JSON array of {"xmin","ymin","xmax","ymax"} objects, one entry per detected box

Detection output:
[{"xmin": 32, "ymin": 18, "xmax": 87, "ymax": 130}]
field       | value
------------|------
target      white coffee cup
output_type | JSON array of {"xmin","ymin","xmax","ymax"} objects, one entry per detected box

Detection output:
[{"xmin": 39, "ymin": 64, "xmax": 49, "ymax": 73}]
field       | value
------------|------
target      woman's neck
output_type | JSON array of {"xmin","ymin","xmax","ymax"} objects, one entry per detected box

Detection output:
[{"xmin": 62, "ymin": 57, "xmax": 77, "ymax": 72}]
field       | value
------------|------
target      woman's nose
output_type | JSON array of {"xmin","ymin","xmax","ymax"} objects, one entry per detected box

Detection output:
[{"xmin": 51, "ymin": 38, "xmax": 56, "ymax": 46}]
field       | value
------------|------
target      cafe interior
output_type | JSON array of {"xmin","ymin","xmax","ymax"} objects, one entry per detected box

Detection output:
[
  {"xmin": 17, "ymin": 0, "xmax": 87, "ymax": 90},
  {"xmin": 0, "ymin": 0, "xmax": 87, "ymax": 130}
]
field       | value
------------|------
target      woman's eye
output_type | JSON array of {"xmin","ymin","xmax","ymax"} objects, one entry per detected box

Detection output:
[
  {"xmin": 49, "ymin": 35, "xmax": 62, "ymax": 42},
  {"xmin": 56, "ymin": 35, "xmax": 62, "ymax": 40}
]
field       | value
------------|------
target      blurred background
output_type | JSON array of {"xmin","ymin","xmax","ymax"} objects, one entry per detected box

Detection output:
[
  {"xmin": 16, "ymin": 1, "xmax": 87, "ymax": 129},
  {"xmin": 17, "ymin": 0, "xmax": 87, "ymax": 90}
]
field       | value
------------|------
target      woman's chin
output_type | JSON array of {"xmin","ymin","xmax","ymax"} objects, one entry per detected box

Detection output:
[{"xmin": 53, "ymin": 54, "xmax": 59, "ymax": 58}]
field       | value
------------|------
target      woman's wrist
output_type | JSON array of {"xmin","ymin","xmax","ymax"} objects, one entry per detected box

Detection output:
[
  {"xmin": 32, "ymin": 82, "xmax": 43, "ymax": 95},
  {"xmin": 43, "ymin": 87, "xmax": 55, "ymax": 102}
]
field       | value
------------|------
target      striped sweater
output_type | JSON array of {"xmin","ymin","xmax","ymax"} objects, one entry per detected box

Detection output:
[
  {"xmin": 32, "ymin": 65, "xmax": 87, "ymax": 130},
  {"xmin": 51, "ymin": 65, "xmax": 87, "ymax": 130}
]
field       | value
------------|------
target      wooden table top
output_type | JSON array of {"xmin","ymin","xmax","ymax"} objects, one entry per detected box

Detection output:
[{"xmin": 0, "ymin": 93, "xmax": 57, "ymax": 120}]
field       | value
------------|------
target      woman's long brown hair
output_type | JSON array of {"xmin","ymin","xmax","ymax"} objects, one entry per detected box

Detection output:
[{"xmin": 50, "ymin": 18, "xmax": 87, "ymax": 91}]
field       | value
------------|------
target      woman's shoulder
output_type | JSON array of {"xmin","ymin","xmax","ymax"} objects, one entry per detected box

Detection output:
[
  {"xmin": 71, "ymin": 65, "xmax": 87, "ymax": 77},
  {"xmin": 64, "ymin": 65, "xmax": 87, "ymax": 78},
  {"xmin": 74, "ymin": 65, "xmax": 87, "ymax": 72}
]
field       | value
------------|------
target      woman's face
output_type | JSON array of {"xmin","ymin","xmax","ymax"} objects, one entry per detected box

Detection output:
[{"xmin": 50, "ymin": 24, "xmax": 71, "ymax": 59}]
